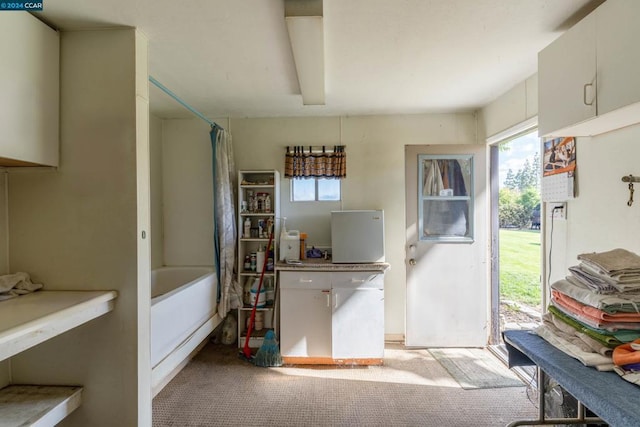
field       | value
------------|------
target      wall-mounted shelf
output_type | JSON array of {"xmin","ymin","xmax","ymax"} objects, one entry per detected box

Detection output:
[
  {"xmin": 0, "ymin": 385, "xmax": 82, "ymax": 427},
  {"xmin": 0, "ymin": 290, "xmax": 118, "ymax": 362},
  {"xmin": 0, "ymin": 290, "xmax": 116, "ymax": 426}
]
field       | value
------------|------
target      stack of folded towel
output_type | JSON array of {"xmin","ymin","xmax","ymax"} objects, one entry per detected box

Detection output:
[
  {"xmin": 0, "ymin": 272, "xmax": 43, "ymax": 301},
  {"xmin": 535, "ymin": 248, "xmax": 640, "ymax": 376}
]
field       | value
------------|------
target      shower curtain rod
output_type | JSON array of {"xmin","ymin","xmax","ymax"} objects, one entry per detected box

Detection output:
[{"xmin": 148, "ymin": 76, "xmax": 223, "ymax": 129}]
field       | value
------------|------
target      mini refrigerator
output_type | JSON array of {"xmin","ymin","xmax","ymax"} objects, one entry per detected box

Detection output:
[{"xmin": 331, "ymin": 210, "xmax": 385, "ymax": 263}]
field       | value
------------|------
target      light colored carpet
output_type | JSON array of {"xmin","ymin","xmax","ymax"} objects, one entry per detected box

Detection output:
[
  {"xmin": 429, "ymin": 348, "xmax": 525, "ymax": 390},
  {"xmin": 153, "ymin": 342, "xmax": 538, "ymax": 426}
]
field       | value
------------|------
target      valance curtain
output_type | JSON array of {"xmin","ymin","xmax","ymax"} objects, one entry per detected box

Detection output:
[{"xmin": 284, "ymin": 145, "xmax": 346, "ymax": 179}]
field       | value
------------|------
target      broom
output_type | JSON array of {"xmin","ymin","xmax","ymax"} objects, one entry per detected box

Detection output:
[
  {"xmin": 241, "ymin": 229, "xmax": 274, "ymax": 361},
  {"xmin": 254, "ymin": 329, "xmax": 283, "ymax": 367},
  {"xmin": 254, "ymin": 235, "xmax": 283, "ymax": 367}
]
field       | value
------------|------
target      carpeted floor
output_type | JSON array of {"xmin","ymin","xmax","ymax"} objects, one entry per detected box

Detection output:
[{"xmin": 153, "ymin": 342, "xmax": 538, "ymax": 426}]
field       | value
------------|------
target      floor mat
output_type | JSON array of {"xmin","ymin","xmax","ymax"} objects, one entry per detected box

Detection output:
[{"xmin": 429, "ymin": 347, "xmax": 525, "ymax": 390}]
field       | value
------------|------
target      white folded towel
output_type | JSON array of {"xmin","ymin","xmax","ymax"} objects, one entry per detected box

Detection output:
[{"xmin": 0, "ymin": 272, "xmax": 43, "ymax": 301}]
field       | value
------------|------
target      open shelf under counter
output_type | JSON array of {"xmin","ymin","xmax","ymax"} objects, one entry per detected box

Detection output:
[
  {"xmin": 0, "ymin": 385, "xmax": 82, "ymax": 427},
  {"xmin": 0, "ymin": 290, "xmax": 118, "ymax": 362}
]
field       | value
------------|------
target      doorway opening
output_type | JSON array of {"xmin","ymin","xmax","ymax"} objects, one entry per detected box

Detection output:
[
  {"xmin": 497, "ymin": 130, "xmax": 542, "ymax": 334},
  {"xmin": 488, "ymin": 127, "xmax": 542, "ymax": 383}
]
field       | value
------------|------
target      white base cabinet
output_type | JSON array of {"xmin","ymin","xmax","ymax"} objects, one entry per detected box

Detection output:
[{"xmin": 280, "ymin": 270, "xmax": 384, "ymax": 364}]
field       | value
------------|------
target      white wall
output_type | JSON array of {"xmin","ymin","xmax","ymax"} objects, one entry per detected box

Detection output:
[
  {"xmin": 478, "ymin": 74, "xmax": 538, "ymax": 140},
  {"xmin": 0, "ymin": 360, "xmax": 8, "ymax": 389},
  {"xmin": 161, "ymin": 118, "xmax": 226, "ymax": 266},
  {"xmin": 162, "ymin": 113, "xmax": 476, "ymax": 337},
  {"xmin": 0, "ymin": 167, "xmax": 7, "ymax": 389},
  {"xmin": 7, "ymin": 29, "xmax": 150, "ymax": 426},
  {"xmin": 150, "ymin": 114, "xmax": 164, "ymax": 268},
  {"xmin": 231, "ymin": 117, "xmax": 341, "ymax": 245},
  {"xmin": 545, "ymin": 124, "xmax": 640, "ymax": 283},
  {"xmin": 0, "ymin": 162, "xmax": 5, "ymax": 389},
  {"xmin": 0, "ymin": 171, "xmax": 7, "ymax": 275},
  {"xmin": 340, "ymin": 114, "xmax": 477, "ymax": 337}
]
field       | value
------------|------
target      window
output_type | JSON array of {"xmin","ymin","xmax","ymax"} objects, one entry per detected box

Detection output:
[
  {"xmin": 418, "ymin": 154, "xmax": 474, "ymax": 242},
  {"xmin": 291, "ymin": 178, "xmax": 341, "ymax": 201}
]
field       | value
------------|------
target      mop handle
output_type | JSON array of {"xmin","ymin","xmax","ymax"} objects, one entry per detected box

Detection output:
[{"xmin": 243, "ymin": 229, "xmax": 274, "ymax": 357}]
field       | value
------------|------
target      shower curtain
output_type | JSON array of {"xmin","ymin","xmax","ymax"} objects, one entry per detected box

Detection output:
[{"xmin": 210, "ymin": 125, "xmax": 242, "ymax": 316}]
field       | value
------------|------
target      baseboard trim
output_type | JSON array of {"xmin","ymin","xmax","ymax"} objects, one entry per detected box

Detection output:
[{"xmin": 385, "ymin": 333, "xmax": 405, "ymax": 343}]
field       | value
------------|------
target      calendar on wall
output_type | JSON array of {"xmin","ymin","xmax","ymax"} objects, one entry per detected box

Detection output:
[
  {"xmin": 542, "ymin": 171, "xmax": 575, "ymax": 202},
  {"xmin": 542, "ymin": 137, "xmax": 576, "ymax": 202}
]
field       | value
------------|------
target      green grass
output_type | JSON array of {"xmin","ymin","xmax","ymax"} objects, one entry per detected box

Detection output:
[{"xmin": 500, "ymin": 229, "xmax": 542, "ymax": 308}]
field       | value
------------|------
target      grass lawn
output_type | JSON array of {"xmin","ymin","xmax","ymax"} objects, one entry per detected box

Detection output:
[{"xmin": 500, "ymin": 228, "xmax": 542, "ymax": 309}]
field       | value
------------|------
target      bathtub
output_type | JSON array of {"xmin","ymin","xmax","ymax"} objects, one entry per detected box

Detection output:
[{"xmin": 151, "ymin": 266, "xmax": 222, "ymax": 395}]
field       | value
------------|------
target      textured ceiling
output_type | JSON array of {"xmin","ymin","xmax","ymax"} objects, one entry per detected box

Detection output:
[{"xmin": 38, "ymin": 0, "xmax": 602, "ymax": 119}]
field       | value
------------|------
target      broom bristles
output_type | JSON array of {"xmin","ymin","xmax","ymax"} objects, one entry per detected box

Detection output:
[{"xmin": 254, "ymin": 329, "xmax": 283, "ymax": 367}]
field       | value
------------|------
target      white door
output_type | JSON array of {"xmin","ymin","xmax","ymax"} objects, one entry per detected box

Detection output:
[{"xmin": 405, "ymin": 145, "xmax": 488, "ymax": 347}]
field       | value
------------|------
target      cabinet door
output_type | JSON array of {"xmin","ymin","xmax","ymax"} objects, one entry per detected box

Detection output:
[
  {"xmin": 538, "ymin": 11, "xmax": 597, "ymax": 137},
  {"xmin": 0, "ymin": 13, "xmax": 59, "ymax": 166},
  {"xmin": 280, "ymin": 284, "xmax": 332, "ymax": 358},
  {"xmin": 596, "ymin": 0, "xmax": 640, "ymax": 116},
  {"xmin": 332, "ymin": 273, "xmax": 384, "ymax": 359},
  {"xmin": 280, "ymin": 272, "xmax": 331, "ymax": 358}
]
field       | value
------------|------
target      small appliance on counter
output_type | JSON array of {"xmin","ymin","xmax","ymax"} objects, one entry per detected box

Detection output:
[
  {"xmin": 279, "ymin": 227, "xmax": 301, "ymax": 262},
  {"xmin": 331, "ymin": 210, "xmax": 385, "ymax": 263}
]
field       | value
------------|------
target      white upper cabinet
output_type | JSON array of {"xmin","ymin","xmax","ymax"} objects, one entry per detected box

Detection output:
[
  {"xmin": 538, "ymin": 0, "xmax": 640, "ymax": 137},
  {"xmin": 596, "ymin": 0, "xmax": 640, "ymax": 116},
  {"xmin": 0, "ymin": 12, "xmax": 59, "ymax": 167},
  {"xmin": 538, "ymin": 12, "xmax": 596, "ymax": 137}
]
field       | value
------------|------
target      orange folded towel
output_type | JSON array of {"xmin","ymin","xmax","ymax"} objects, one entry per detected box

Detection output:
[
  {"xmin": 613, "ymin": 339, "xmax": 640, "ymax": 366},
  {"xmin": 552, "ymin": 290, "xmax": 640, "ymax": 322}
]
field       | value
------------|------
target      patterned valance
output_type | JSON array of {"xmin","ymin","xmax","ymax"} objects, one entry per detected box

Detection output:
[{"xmin": 284, "ymin": 145, "xmax": 346, "ymax": 179}]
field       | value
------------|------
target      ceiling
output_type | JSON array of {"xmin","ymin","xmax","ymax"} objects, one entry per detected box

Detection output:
[{"xmin": 38, "ymin": 0, "xmax": 602, "ymax": 120}]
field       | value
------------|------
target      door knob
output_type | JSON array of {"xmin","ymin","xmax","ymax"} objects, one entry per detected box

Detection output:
[{"xmin": 409, "ymin": 258, "xmax": 417, "ymax": 266}]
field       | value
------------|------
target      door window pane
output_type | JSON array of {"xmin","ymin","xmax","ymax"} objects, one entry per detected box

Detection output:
[{"xmin": 419, "ymin": 155, "xmax": 474, "ymax": 242}]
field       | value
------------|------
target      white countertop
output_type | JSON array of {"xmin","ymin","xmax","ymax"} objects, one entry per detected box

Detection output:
[{"xmin": 276, "ymin": 260, "xmax": 390, "ymax": 272}]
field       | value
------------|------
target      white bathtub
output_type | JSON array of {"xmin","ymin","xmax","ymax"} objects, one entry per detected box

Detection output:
[{"xmin": 151, "ymin": 266, "xmax": 221, "ymax": 394}]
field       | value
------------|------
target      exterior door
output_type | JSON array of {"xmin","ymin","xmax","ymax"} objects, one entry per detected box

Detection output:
[{"xmin": 405, "ymin": 145, "xmax": 488, "ymax": 347}]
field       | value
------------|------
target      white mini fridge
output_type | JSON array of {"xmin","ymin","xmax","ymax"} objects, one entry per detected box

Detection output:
[{"xmin": 331, "ymin": 210, "xmax": 385, "ymax": 263}]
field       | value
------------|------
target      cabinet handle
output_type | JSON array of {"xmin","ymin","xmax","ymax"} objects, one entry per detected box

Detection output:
[
  {"xmin": 351, "ymin": 279, "xmax": 366, "ymax": 283},
  {"xmin": 583, "ymin": 83, "xmax": 594, "ymax": 106},
  {"xmin": 299, "ymin": 279, "xmax": 313, "ymax": 283},
  {"xmin": 334, "ymin": 293, "xmax": 338, "ymax": 308},
  {"xmin": 322, "ymin": 290, "xmax": 331, "ymax": 307}
]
